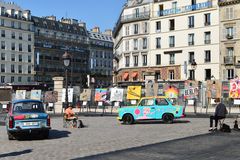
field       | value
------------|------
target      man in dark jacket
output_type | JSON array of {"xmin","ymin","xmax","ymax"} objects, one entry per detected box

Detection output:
[{"xmin": 209, "ymin": 98, "xmax": 228, "ymax": 131}]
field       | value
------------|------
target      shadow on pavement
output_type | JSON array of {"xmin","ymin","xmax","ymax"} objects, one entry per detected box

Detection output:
[
  {"xmin": 134, "ymin": 119, "xmax": 190, "ymax": 125},
  {"xmin": 0, "ymin": 149, "xmax": 32, "ymax": 158},
  {"xmin": 72, "ymin": 131, "xmax": 240, "ymax": 160},
  {"xmin": 17, "ymin": 129, "xmax": 71, "ymax": 141}
]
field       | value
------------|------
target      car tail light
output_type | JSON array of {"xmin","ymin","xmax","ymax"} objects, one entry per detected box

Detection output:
[
  {"xmin": 47, "ymin": 115, "xmax": 50, "ymax": 126},
  {"xmin": 9, "ymin": 116, "xmax": 14, "ymax": 128}
]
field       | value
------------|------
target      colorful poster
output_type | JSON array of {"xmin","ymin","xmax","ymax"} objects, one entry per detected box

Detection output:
[
  {"xmin": 184, "ymin": 80, "xmax": 198, "ymax": 99},
  {"xmin": 206, "ymin": 80, "xmax": 221, "ymax": 98},
  {"xmin": 127, "ymin": 86, "xmax": 141, "ymax": 100},
  {"xmin": 15, "ymin": 90, "xmax": 26, "ymax": 100},
  {"xmin": 44, "ymin": 91, "xmax": 58, "ymax": 103},
  {"xmin": 80, "ymin": 89, "xmax": 91, "ymax": 101},
  {"xmin": 95, "ymin": 88, "xmax": 107, "ymax": 102},
  {"xmin": 31, "ymin": 90, "xmax": 42, "ymax": 100},
  {"xmin": 229, "ymin": 79, "xmax": 240, "ymax": 98},
  {"xmin": 165, "ymin": 85, "xmax": 179, "ymax": 98},
  {"xmin": 110, "ymin": 88, "xmax": 124, "ymax": 102}
]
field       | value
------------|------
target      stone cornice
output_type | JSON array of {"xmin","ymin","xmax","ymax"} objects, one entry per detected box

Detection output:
[{"xmin": 218, "ymin": 0, "xmax": 240, "ymax": 6}]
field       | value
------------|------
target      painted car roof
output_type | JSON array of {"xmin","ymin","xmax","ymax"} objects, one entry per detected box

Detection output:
[{"xmin": 12, "ymin": 99, "xmax": 42, "ymax": 104}]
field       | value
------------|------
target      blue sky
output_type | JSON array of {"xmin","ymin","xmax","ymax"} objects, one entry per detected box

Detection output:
[{"xmin": 4, "ymin": 0, "xmax": 126, "ymax": 32}]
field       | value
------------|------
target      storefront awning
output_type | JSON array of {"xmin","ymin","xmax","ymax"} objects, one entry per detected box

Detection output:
[{"xmin": 123, "ymin": 72, "xmax": 129, "ymax": 80}]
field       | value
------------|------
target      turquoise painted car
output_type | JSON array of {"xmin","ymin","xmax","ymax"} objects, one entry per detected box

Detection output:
[
  {"xmin": 117, "ymin": 96, "xmax": 185, "ymax": 124},
  {"xmin": 6, "ymin": 99, "xmax": 51, "ymax": 140}
]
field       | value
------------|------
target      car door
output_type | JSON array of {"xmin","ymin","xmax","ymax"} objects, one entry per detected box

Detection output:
[
  {"xmin": 136, "ymin": 98, "xmax": 156, "ymax": 120},
  {"xmin": 155, "ymin": 98, "xmax": 171, "ymax": 119}
]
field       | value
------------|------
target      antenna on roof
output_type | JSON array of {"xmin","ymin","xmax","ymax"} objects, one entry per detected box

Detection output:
[{"xmin": 65, "ymin": 11, "xmax": 68, "ymax": 18}]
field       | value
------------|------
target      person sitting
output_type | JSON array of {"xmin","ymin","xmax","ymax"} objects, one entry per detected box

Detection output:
[
  {"xmin": 209, "ymin": 98, "xmax": 228, "ymax": 131},
  {"xmin": 64, "ymin": 105, "xmax": 84, "ymax": 128},
  {"xmin": 64, "ymin": 105, "xmax": 78, "ymax": 127}
]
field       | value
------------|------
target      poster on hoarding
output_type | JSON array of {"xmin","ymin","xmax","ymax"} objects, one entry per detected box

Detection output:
[
  {"xmin": 44, "ymin": 91, "xmax": 58, "ymax": 103},
  {"xmin": 80, "ymin": 89, "xmax": 91, "ymax": 101},
  {"xmin": 184, "ymin": 80, "xmax": 198, "ymax": 100},
  {"xmin": 229, "ymin": 78, "xmax": 240, "ymax": 98},
  {"xmin": 94, "ymin": 88, "xmax": 107, "ymax": 102},
  {"xmin": 206, "ymin": 80, "xmax": 221, "ymax": 98},
  {"xmin": 127, "ymin": 86, "xmax": 141, "ymax": 100},
  {"xmin": 30, "ymin": 90, "xmax": 41, "ymax": 100},
  {"xmin": 62, "ymin": 88, "xmax": 73, "ymax": 103},
  {"xmin": 110, "ymin": 88, "xmax": 123, "ymax": 102},
  {"xmin": 165, "ymin": 85, "xmax": 179, "ymax": 99},
  {"xmin": 15, "ymin": 90, "xmax": 26, "ymax": 100}
]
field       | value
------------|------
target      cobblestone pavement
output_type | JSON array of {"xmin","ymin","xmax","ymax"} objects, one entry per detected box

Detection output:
[{"xmin": 0, "ymin": 117, "xmax": 236, "ymax": 160}]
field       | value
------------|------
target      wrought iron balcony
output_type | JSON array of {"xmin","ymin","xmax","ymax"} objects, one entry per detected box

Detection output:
[{"xmin": 224, "ymin": 56, "xmax": 235, "ymax": 65}]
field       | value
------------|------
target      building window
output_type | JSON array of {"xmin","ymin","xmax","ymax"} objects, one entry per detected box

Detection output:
[
  {"xmin": 19, "ymin": 55, "xmax": 22, "ymax": 62},
  {"xmin": 18, "ymin": 22, "xmax": 21, "ymax": 29},
  {"xmin": 156, "ymin": 21, "xmax": 161, "ymax": 32},
  {"xmin": 205, "ymin": 50, "xmax": 211, "ymax": 62},
  {"xmin": 19, "ymin": 44, "xmax": 22, "ymax": 51},
  {"xmin": 133, "ymin": 55, "xmax": 138, "ymax": 66},
  {"xmin": 142, "ymin": 38, "xmax": 147, "ymax": 49},
  {"xmin": 1, "ymin": 19, "xmax": 4, "ymax": 26},
  {"xmin": 169, "ymin": 53, "xmax": 175, "ymax": 64},
  {"xmin": 11, "ymin": 76, "xmax": 14, "ymax": 83},
  {"xmin": 169, "ymin": 19, "xmax": 175, "ymax": 30},
  {"xmin": 169, "ymin": 36, "xmax": 175, "ymax": 47},
  {"xmin": 1, "ymin": 53, "xmax": 5, "ymax": 60},
  {"xmin": 11, "ymin": 21, "xmax": 15, "ymax": 28},
  {"xmin": 1, "ymin": 76, "xmax": 5, "ymax": 83},
  {"xmin": 125, "ymin": 26, "xmax": 129, "ymax": 36},
  {"xmin": 125, "ymin": 56, "xmax": 129, "ymax": 67},
  {"xmin": 143, "ymin": 55, "xmax": 147, "ymax": 66},
  {"xmin": 19, "ymin": 33, "xmax": 22, "ymax": 40},
  {"xmin": 27, "ymin": 77, "xmax": 31, "ymax": 82},
  {"xmin": 135, "ymin": 8, "xmax": 140, "ymax": 18},
  {"xmin": 11, "ymin": 64, "xmax": 15, "ymax": 73},
  {"xmin": 226, "ymin": 27, "xmax": 234, "ymax": 39},
  {"xmin": 28, "ymin": 45, "xmax": 32, "ymax": 52},
  {"xmin": 205, "ymin": 69, "xmax": 211, "ymax": 80},
  {"xmin": 156, "ymin": 37, "xmax": 161, "ymax": 48},
  {"xmin": 155, "ymin": 71, "xmax": 161, "ymax": 80},
  {"xmin": 133, "ymin": 39, "xmax": 138, "ymax": 50},
  {"xmin": 188, "ymin": 16, "xmax": 194, "ymax": 28},
  {"xmin": 204, "ymin": 13, "xmax": 211, "ymax": 26},
  {"xmin": 134, "ymin": 24, "xmax": 139, "ymax": 34},
  {"xmin": 18, "ymin": 65, "xmax": 22, "ymax": 73},
  {"xmin": 159, "ymin": 4, "xmax": 164, "ymax": 16},
  {"xmin": 1, "ymin": 41, "xmax": 5, "ymax": 49},
  {"xmin": 144, "ymin": 22, "xmax": 148, "ymax": 33},
  {"xmin": 189, "ymin": 52, "xmax": 194, "ymax": 64},
  {"xmin": 11, "ymin": 43, "xmax": 15, "ymax": 50},
  {"xmin": 11, "ymin": 54, "xmax": 15, "ymax": 61},
  {"xmin": 28, "ymin": 65, "xmax": 31, "ymax": 74},
  {"xmin": 1, "ymin": 30, "xmax": 5, "ymax": 37},
  {"xmin": 189, "ymin": 70, "xmax": 195, "ymax": 80},
  {"xmin": 125, "ymin": 40, "xmax": 129, "ymax": 51},
  {"xmin": 18, "ymin": 77, "xmax": 22, "ymax": 82},
  {"xmin": 156, "ymin": 54, "xmax": 161, "ymax": 65},
  {"xmin": 169, "ymin": 70, "xmax": 174, "ymax": 80},
  {"xmin": 227, "ymin": 69, "xmax": 234, "ymax": 80},
  {"xmin": 28, "ymin": 34, "xmax": 31, "ymax": 41},
  {"xmin": 227, "ymin": 47, "xmax": 234, "ymax": 56},
  {"xmin": 226, "ymin": 7, "xmax": 234, "ymax": 20},
  {"xmin": 204, "ymin": 31, "xmax": 211, "ymax": 44},
  {"xmin": 28, "ymin": 55, "xmax": 32, "ymax": 63},
  {"xmin": 188, "ymin": 33, "xmax": 194, "ymax": 45},
  {"xmin": 11, "ymin": 32, "xmax": 15, "ymax": 39},
  {"xmin": 1, "ymin": 64, "xmax": 5, "ymax": 72}
]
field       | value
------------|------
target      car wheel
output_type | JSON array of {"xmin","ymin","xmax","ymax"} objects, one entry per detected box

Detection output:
[
  {"xmin": 8, "ymin": 132, "xmax": 14, "ymax": 140},
  {"xmin": 42, "ymin": 130, "xmax": 49, "ymax": 139},
  {"xmin": 162, "ymin": 114, "xmax": 174, "ymax": 124},
  {"xmin": 123, "ymin": 114, "xmax": 134, "ymax": 125}
]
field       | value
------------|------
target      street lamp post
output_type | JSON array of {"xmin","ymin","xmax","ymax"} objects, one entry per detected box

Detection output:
[
  {"xmin": 190, "ymin": 59, "xmax": 197, "ymax": 114},
  {"xmin": 62, "ymin": 52, "xmax": 71, "ymax": 109}
]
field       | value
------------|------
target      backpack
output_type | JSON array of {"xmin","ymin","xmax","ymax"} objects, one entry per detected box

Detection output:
[{"xmin": 220, "ymin": 123, "xmax": 231, "ymax": 133}]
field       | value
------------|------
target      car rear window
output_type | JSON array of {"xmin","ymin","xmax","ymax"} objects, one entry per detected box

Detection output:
[{"xmin": 13, "ymin": 102, "xmax": 44, "ymax": 113}]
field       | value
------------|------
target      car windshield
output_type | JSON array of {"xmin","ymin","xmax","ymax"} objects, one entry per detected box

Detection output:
[{"xmin": 13, "ymin": 101, "xmax": 44, "ymax": 113}]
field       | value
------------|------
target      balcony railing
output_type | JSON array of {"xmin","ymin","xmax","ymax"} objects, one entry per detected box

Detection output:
[{"xmin": 224, "ymin": 56, "xmax": 235, "ymax": 64}]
